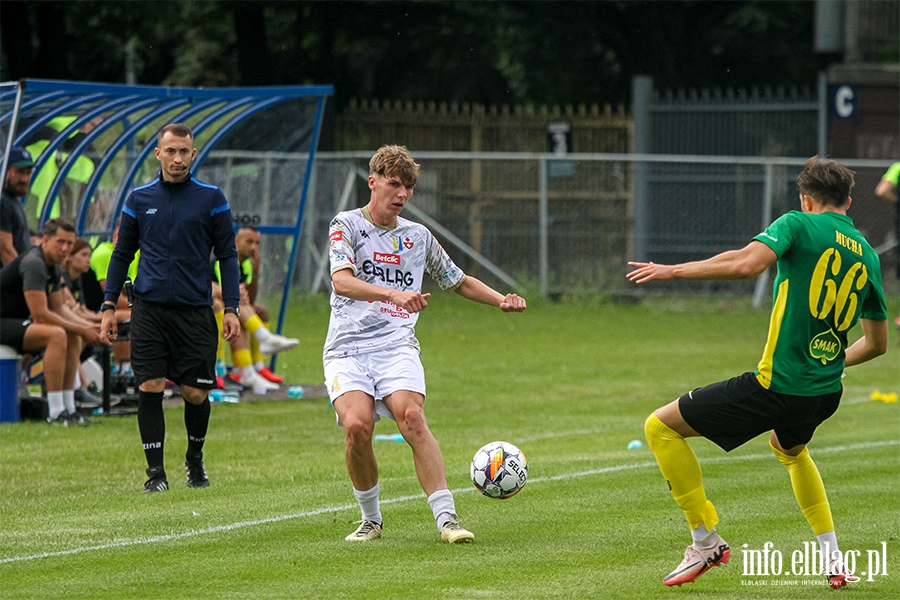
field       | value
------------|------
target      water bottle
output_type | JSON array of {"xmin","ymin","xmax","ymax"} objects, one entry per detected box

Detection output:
[
  {"xmin": 215, "ymin": 359, "xmax": 227, "ymax": 377},
  {"xmin": 221, "ymin": 390, "xmax": 240, "ymax": 403},
  {"xmin": 287, "ymin": 386, "xmax": 304, "ymax": 399},
  {"xmin": 209, "ymin": 390, "xmax": 224, "ymax": 402}
]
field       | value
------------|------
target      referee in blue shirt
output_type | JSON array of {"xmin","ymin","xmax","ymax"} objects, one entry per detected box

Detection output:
[{"xmin": 100, "ymin": 123, "xmax": 241, "ymax": 493}]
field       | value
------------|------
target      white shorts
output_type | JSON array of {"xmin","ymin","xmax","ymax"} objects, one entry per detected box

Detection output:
[{"xmin": 323, "ymin": 345, "xmax": 426, "ymax": 425}]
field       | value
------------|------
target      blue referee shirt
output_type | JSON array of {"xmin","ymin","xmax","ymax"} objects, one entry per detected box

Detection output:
[{"xmin": 103, "ymin": 172, "xmax": 240, "ymax": 308}]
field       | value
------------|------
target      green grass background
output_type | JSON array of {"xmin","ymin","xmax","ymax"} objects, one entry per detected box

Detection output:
[{"xmin": 1, "ymin": 292, "xmax": 898, "ymax": 599}]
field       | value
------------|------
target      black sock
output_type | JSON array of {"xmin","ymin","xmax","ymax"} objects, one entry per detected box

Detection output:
[
  {"xmin": 138, "ymin": 391, "xmax": 166, "ymax": 471},
  {"xmin": 184, "ymin": 398, "xmax": 210, "ymax": 458}
]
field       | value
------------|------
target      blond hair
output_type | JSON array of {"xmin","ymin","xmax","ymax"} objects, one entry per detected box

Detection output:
[{"xmin": 369, "ymin": 145, "xmax": 420, "ymax": 187}]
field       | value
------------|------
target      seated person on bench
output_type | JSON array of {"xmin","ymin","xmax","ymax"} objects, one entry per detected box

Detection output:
[{"xmin": 0, "ymin": 219, "xmax": 101, "ymax": 424}]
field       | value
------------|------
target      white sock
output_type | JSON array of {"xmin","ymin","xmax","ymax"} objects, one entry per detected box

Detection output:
[
  {"xmin": 241, "ymin": 366, "xmax": 259, "ymax": 381},
  {"xmin": 254, "ymin": 361, "xmax": 265, "ymax": 371},
  {"xmin": 691, "ymin": 525, "xmax": 714, "ymax": 544},
  {"xmin": 252, "ymin": 327, "xmax": 274, "ymax": 343},
  {"xmin": 74, "ymin": 371, "xmax": 81, "ymax": 389},
  {"xmin": 47, "ymin": 391, "xmax": 66, "ymax": 419},
  {"xmin": 427, "ymin": 489, "xmax": 456, "ymax": 531},
  {"xmin": 817, "ymin": 531, "xmax": 842, "ymax": 572},
  {"xmin": 354, "ymin": 484, "xmax": 382, "ymax": 525},
  {"xmin": 63, "ymin": 389, "xmax": 76, "ymax": 414}
]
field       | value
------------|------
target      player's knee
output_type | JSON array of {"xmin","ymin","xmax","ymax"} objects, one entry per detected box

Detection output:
[
  {"xmin": 182, "ymin": 388, "xmax": 208, "ymax": 404},
  {"xmin": 343, "ymin": 417, "xmax": 374, "ymax": 445},
  {"xmin": 255, "ymin": 305, "xmax": 269, "ymax": 322},
  {"xmin": 644, "ymin": 412, "xmax": 679, "ymax": 449},
  {"xmin": 46, "ymin": 325, "xmax": 68, "ymax": 349},
  {"xmin": 644, "ymin": 413, "xmax": 659, "ymax": 444},
  {"xmin": 398, "ymin": 405, "xmax": 427, "ymax": 432},
  {"xmin": 67, "ymin": 329, "xmax": 85, "ymax": 347}
]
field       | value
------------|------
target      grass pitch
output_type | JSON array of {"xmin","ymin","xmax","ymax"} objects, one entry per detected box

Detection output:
[{"xmin": 1, "ymin": 292, "xmax": 898, "ymax": 599}]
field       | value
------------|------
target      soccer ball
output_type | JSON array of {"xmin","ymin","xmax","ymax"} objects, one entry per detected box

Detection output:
[{"xmin": 470, "ymin": 441, "xmax": 528, "ymax": 499}]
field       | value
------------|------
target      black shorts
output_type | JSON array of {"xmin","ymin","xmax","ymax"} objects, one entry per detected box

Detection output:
[
  {"xmin": 0, "ymin": 317, "xmax": 32, "ymax": 353},
  {"xmin": 678, "ymin": 372, "xmax": 842, "ymax": 452},
  {"xmin": 130, "ymin": 297, "xmax": 218, "ymax": 389}
]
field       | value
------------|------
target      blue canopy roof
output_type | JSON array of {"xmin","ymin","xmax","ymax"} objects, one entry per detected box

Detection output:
[
  {"xmin": 1, "ymin": 79, "xmax": 331, "ymax": 236},
  {"xmin": 1, "ymin": 78, "xmax": 333, "ymax": 347}
]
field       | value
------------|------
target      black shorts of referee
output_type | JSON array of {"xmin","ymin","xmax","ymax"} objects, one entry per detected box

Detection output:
[
  {"xmin": 130, "ymin": 296, "xmax": 218, "ymax": 389},
  {"xmin": 678, "ymin": 371, "xmax": 842, "ymax": 452}
]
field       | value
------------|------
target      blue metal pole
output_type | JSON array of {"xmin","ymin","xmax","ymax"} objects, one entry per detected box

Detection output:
[{"xmin": 270, "ymin": 94, "xmax": 329, "ymax": 372}]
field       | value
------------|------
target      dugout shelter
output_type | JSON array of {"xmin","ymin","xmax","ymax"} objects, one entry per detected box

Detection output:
[{"xmin": 0, "ymin": 78, "xmax": 333, "ymax": 347}]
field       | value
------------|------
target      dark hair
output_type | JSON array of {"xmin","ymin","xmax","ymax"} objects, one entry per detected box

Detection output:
[
  {"xmin": 238, "ymin": 225, "xmax": 260, "ymax": 234},
  {"xmin": 71, "ymin": 237, "xmax": 91, "ymax": 255},
  {"xmin": 157, "ymin": 123, "xmax": 194, "ymax": 144},
  {"xmin": 796, "ymin": 156, "xmax": 855, "ymax": 208},
  {"xmin": 43, "ymin": 218, "xmax": 75, "ymax": 238}
]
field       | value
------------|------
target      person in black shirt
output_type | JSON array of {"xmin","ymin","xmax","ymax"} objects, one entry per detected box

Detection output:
[
  {"xmin": 61, "ymin": 238, "xmax": 102, "ymax": 320},
  {"xmin": 0, "ymin": 147, "xmax": 35, "ymax": 266},
  {"xmin": 0, "ymin": 219, "xmax": 101, "ymax": 424},
  {"xmin": 100, "ymin": 123, "xmax": 241, "ymax": 493}
]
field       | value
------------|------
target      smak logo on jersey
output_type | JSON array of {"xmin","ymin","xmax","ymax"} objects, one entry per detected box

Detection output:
[
  {"xmin": 403, "ymin": 237, "xmax": 414, "ymax": 249},
  {"xmin": 373, "ymin": 252, "xmax": 401, "ymax": 265}
]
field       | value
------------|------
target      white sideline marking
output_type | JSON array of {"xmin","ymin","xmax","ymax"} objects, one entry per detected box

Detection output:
[{"xmin": 2, "ymin": 439, "xmax": 897, "ymax": 565}]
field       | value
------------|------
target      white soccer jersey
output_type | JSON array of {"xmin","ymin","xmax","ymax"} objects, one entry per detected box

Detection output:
[{"xmin": 323, "ymin": 207, "xmax": 466, "ymax": 358}]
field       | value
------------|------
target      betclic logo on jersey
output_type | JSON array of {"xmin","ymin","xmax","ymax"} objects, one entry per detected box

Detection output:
[
  {"xmin": 373, "ymin": 252, "xmax": 401, "ymax": 265},
  {"xmin": 363, "ymin": 253, "xmax": 413, "ymax": 286}
]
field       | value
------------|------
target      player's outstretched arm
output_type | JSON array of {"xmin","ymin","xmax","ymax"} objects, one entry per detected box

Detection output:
[
  {"xmin": 453, "ymin": 276, "xmax": 526, "ymax": 312},
  {"xmin": 874, "ymin": 178, "xmax": 898, "ymax": 202},
  {"xmin": 627, "ymin": 241, "xmax": 776, "ymax": 284},
  {"xmin": 844, "ymin": 318, "xmax": 888, "ymax": 367},
  {"xmin": 331, "ymin": 268, "xmax": 431, "ymax": 313}
]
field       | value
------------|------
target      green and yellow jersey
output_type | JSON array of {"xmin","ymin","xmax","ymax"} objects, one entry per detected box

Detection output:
[
  {"xmin": 753, "ymin": 210, "xmax": 887, "ymax": 396},
  {"xmin": 91, "ymin": 241, "xmax": 139, "ymax": 282},
  {"xmin": 213, "ymin": 257, "xmax": 253, "ymax": 286},
  {"xmin": 881, "ymin": 162, "xmax": 900, "ymax": 187}
]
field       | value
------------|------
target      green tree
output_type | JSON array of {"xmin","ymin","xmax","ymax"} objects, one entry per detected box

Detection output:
[{"xmin": 0, "ymin": 0, "xmax": 840, "ymax": 107}]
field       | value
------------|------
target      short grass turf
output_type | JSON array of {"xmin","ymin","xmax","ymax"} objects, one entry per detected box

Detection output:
[{"xmin": 1, "ymin": 292, "xmax": 897, "ymax": 599}]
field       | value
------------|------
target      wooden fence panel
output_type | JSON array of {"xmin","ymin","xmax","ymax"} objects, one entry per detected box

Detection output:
[{"xmin": 337, "ymin": 98, "xmax": 632, "ymax": 153}]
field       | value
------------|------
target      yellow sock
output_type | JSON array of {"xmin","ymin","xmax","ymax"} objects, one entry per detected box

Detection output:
[
  {"xmin": 245, "ymin": 314, "xmax": 264, "ymax": 335},
  {"xmin": 771, "ymin": 443, "xmax": 834, "ymax": 535},
  {"xmin": 644, "ymin": 413, "xmax": 719, "ymax": 531},
  {"xmin": 232, "ymin": 348, "xmax": 252, "ymax": 369},
  {"xmin": 214, "ymin": 310, "xmax": 226, "ymax": 363},
  {"xmin": 250, "ymin": 335, "xmax": 264, "ymax": 365}
]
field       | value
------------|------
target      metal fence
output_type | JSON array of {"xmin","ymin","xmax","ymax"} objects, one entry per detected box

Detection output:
[
  {"xmin": 208, "ymin": 150, "xmax": 898, "ymax": 301},
  {"xmin": 632, "ymin": 74, "xmax": 826, "ymax": 158}
]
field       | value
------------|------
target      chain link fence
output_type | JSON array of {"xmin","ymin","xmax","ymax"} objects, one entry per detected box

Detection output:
[{"xmin": 209, "ymin": 150, "xmax": 898, "ymax": 301}]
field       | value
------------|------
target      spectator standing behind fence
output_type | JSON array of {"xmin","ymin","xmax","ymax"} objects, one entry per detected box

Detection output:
[
  {"xmin": 874, "ymin": 161, "xmax": 900, "ymax": 331},
  {"xmin": 100, "ymin": 123, "xmax": 241, "ymax": 493},
  {"xmin": 1, "ymin": 147, "xmax": 35, "ymax": 267},
  {"xmin": 628, "ymin": 156, "xmax": 887, "ymax": 589},
  {"xmin": 0, "ymin": 219, "xmax": 102, "ymax": 425},
  {"xmin": 325, "ymin": 145, "xmax": 526, "ymax": 544}
]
